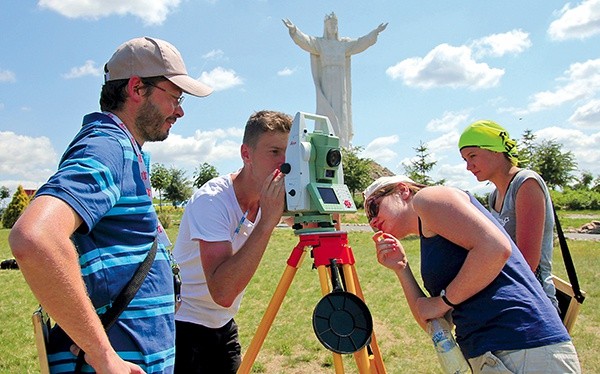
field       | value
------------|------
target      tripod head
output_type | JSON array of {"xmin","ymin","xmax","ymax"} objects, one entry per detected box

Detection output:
[{"xmin": 280, "ymin": 112, "xmax": 356, "ymax": 233}]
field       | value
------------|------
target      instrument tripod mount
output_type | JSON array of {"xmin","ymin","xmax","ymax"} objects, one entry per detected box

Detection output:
[{"xmin": 237, "ymin": 225, "xmax": 387, "ymax": 374}]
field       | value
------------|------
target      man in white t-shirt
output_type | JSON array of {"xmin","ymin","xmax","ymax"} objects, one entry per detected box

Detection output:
[{"xmin": 173, "ymin": 110, "xmax": 292, "ymax": 373}]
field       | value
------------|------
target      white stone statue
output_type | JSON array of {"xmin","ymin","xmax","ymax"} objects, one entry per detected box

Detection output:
[{"xmin": 283, "ymin": 13, "xmax": 387, "ymax": 147}]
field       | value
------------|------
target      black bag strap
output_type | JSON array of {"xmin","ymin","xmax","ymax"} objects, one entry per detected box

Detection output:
[
  {"xmin": 74, "ymin": 239, "xmax": 158, "ymax": 372},
  {"xmin": 552, "ymin": 206, "xmax": 586, "ymax": 304}
]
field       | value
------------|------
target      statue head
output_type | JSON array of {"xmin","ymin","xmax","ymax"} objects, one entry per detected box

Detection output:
[{"xmin": 323, "ymin": 12, "xmax": 339, "ymax": 40}]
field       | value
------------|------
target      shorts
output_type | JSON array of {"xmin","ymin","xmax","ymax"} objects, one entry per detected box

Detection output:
[
  {"xmin": 468, "ymin": 341, "xmax": 581, "ymax": 373},
  {"xmin": 174, "ymin": 319, "xmax": 241, "ymax": 374}
]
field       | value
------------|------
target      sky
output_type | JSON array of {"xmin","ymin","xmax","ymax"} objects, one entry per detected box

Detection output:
[{"xmin": 1, "ymin": 0, "xmax": 600, "ymax": 199}]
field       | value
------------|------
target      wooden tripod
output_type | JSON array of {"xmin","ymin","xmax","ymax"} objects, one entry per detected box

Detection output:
[{"xmin": 237, "ymin": 230, "xmax": 387, "ymax": 373}]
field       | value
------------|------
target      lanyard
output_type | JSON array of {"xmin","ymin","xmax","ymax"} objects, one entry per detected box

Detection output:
[{"xmin": 104, "ymin": 112, "xmax": 172, "ymax": 247}]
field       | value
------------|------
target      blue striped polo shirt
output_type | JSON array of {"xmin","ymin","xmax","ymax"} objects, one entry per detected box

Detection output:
[{"xmin": 36, "ymin": 112, "xmax": 175, "ymax": 373}]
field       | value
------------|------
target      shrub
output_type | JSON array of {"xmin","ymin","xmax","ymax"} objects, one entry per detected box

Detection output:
[
  {"xmin": 550, "ymin": 189, "xmax": 600, "ymax": 210},
  {"xmin": 158, "ymin": 211, "xmax": 173, "ymax": 229},
  {"xmin": 2, "ymin": 185, "xmax": 30, "ymax": 229}
]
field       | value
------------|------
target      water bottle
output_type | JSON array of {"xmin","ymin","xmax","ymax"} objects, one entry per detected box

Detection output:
[{"xmin": 427, "ymin": 318, "xmax": 471, "ymax": 374}]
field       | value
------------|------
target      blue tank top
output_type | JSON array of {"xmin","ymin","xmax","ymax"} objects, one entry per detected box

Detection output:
[{"xmin": 420, "ymin": 192, "xmax": 569, "ymax": 359}]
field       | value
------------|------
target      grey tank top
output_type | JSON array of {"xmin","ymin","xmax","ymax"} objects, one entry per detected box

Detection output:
[{"xmin": 488, "ymin": 169, "xmax": 558, "ymax": 309}]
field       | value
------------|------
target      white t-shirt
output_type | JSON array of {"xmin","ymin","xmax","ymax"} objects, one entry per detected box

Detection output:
[{"xmin": 173, "ymin": 174, "xmax": 260, "ymax": 328}]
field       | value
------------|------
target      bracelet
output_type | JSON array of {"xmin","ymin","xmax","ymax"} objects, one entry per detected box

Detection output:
[{"xmin": 440, "ymin": 289, "xmax": 458, "ymax": 308}]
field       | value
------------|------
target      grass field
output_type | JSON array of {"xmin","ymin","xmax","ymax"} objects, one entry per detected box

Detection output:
[{"xmin": 1, "ymin": 211, "xmax": 599, "ymax": 373}]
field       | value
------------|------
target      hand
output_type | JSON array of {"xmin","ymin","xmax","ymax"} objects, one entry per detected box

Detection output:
[
  {"xmin": 415, "ymin": 296, "xmax": 452, "ymax": 324},
  {"xmin": 372, "ymin": 231, "xmax": 408, "ymax": 272},
  {"xmin": 70, "ymin": 345, "xmax": 146, "ymax": 374},
  {"xmin": 377, "ymin": 23, "xmax": 388, "ymax": 33},
  {"xmin": 258, "ymin": 169, "xmax": 286, "ymax": 228},
  {"xmin": 282, "ymin": 19, "xmax": 294, "ymax": 29}
]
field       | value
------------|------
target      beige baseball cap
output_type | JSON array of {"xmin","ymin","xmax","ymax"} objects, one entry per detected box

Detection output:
[{"xmin": 104, "ymin": 36, "xmax": 213, "ymax": 97}]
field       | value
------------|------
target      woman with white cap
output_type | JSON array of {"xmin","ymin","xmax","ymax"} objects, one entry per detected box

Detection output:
[
  {"xmin": 363, "ymin": 175, "xmax": 580, "ymax": 373},
  {"xmin": 458, "ymin": 120, "xmax": 558, "ymax": 310}
]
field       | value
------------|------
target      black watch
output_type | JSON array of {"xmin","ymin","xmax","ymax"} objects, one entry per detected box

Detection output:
[{"xmin": 440, "ymin": 289, "xmax": 458, "ymax": 308}]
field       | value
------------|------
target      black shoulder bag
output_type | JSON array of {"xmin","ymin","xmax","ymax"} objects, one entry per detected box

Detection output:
[
  {"xmin": 73, "ymin": 239, "xmax": 158, "ymax": 372},
  {"xmin": 552, "ymin": 207, "xmax": 586, "ymax": 333}
]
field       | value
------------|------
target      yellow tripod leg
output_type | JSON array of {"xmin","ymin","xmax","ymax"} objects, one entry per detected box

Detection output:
[
  {"xmin": 346, "ymin": 264, "xmax": 387, "ymax": 374},
  {"xmin": 237, "ymin": 250, "xmax": 308, "ymax": 374},
  {"xmin": 317, "ymin": 265, "xmax": 345, "ymax": 374}
]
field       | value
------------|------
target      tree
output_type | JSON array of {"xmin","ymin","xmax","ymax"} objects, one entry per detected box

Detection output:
[
  {"xmin": 2, "ymin": 185, "xmax": 30, "ymax": 229},
  {"xmin": 193, "ymin": 162, "xmax": 219, "ymax": 189},
  {"xmin": 529, "ymin": 139, "xmax": 577, "ymax": 189},
  {"xmin": 341, "ymin": 146, "xmax": 373, "ymax": 196},
  {"xmin": 150, "ymin": 163, "xmax": 171, "ymax": 210},
  {"xmin": 571, "ymin": 171, "xmax": 594, "ymax": 190},
  {"xmin": 518, "ymin": 129, "xmax": 536, "ymax": 169},
  {"xmin": 403, "ymin": 141, "xmax": 446, "ymax": 185},
  {"xmin": 164, "ymin": 167, "xmax": 193, "ymax": 206},
  {"xmin": 0, "ymin": 186, "xmax": 9, "ymax": 209}
]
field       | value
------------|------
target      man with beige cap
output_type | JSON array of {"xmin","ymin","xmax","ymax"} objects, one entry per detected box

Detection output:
[{"xmin": 10, "ymin": 36, "xmax": 212, "ymax": 373}]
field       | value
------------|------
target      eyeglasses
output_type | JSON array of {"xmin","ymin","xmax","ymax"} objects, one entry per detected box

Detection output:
[
  {"xmin": 145, "ymin": 82, "xmax": 185, "ymax": 107},
  {"xmin": 365, "ymin": 185, "xmax": 397, "ymax": 222}
]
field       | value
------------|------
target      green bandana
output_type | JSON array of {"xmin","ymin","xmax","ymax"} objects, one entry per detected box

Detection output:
[{"xmin": 458, "ymin": 120, "xmax": 519, "ymax": 165}]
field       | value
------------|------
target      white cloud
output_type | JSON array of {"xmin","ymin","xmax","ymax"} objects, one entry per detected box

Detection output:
[
  {"xmin": 38, "ymin": 0, "xmax": 181, "ymax": 26},
  {"xmin": 199, "ymin": 67, "xmax": 243, "ymax": 91},
  {"xmin": 362, "ymin": 135, "xmax": 399, "ymax": 162},
  {"xmin": 0, "ymin": 132, "xmax": 58, "ymax": 189},
  {"xmin": 386, "ymin": 43, "xmax": 504, "ymax": 90},
  {"xmin": 523, "ymin": 58, "xmax": 600, "ymax": 113},
  {"xmin": 428, "ymin": 130, "xmax": 461, "ymax": 154},
  {"xmin": 471, "ymin": 29, "xmax": 532, "ymax": 58},
  {"xmin": 569, "ymin": 98, "xmax": 600, "ymax": 128},
  {"xmin": 426, "ymin": 110, "xmax": 471, "ymax": 132},
  {"xmin": 144, "ymin": 127, "xmax": 244, "ymax": 174},
  {"xmin": 277, "ymin": 67, "xmax": 296, "ymax": 76},
  {"xmin": 548, "ymin": 0, "xmax": 600, "ymax": 41},
  {"xmin": 62, "ymin": 60, "xmax": 102, "ymax": 79},
  {"xmin": 202, "ymin": 49, "xmax": 225, "ymax": 60},
  {"xmin": 0, "ymin": 68, "xmax": 16, "ymax": 83}
]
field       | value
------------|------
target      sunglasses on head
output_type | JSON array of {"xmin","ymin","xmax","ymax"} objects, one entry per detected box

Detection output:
[{"xmin": 365, "ymin": 185, "xmax": 397, "ymax": 222}]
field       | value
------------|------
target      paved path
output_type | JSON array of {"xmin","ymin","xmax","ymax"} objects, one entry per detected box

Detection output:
[
  {"xmin": 339, "ymin": 224, "xmax": 600, "ymax": 241},
  {"xmin": 279, "ymin": 223, "xmax": 600, "ymax": 241}
]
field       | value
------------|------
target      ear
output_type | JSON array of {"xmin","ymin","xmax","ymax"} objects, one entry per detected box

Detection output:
[
  {"xmin": 127, "ymin": 76, "xmax": 145, "ymax": 104},
  {"xmin": 240, "ymin": 143, "xmax": 251, "ymax": 165},
  {"xmin": 397, "ymin": 183, "xmax": 411, "ymax": 200}
]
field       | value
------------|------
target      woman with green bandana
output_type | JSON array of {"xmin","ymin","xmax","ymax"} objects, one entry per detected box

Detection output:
[{"xmin": 458, "ymin": 120, "xmax": 559, "ymax": 311}]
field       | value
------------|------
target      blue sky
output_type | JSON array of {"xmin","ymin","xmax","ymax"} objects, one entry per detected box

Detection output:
[{"xmin": 1, "ymin": 1, "xmax": 600, "ymax": 198}]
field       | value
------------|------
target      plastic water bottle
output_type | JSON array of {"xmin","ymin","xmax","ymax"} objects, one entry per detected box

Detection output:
[{"xmin": 427, "ymin": 318, "xmax": 471, "ymax": 374}]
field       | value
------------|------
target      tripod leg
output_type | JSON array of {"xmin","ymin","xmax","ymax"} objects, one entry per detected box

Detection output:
[
  {"xmin": 317, "ymin": 265, "xmax": 346, "ymax": 373},
  {"xmin": 338, "ymin": 264, "xmax": 372, "ymax": 374},
  {"xmin": 237, "ymin": 249, "xmax": 308, "ymax": 374},
  {"xmin": 346, "ymin": 265, "xmax": 388, "ymax": 374}
]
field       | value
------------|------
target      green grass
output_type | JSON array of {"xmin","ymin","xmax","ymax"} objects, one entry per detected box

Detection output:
[{"xmin": 1, "ymin": 211, "xmax": 599, "ymax": 373}]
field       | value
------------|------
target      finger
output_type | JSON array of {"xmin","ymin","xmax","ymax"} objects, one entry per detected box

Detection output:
[
  {"xmin": 69, "ymin": 344, "xmax": 81, "ymax": 356},
  {"xmin": 372, "ymin": 231, "xmax": 384, "ymax": 243}
]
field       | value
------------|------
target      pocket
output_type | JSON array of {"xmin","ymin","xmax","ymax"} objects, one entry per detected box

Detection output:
[{"xmin": 469, "ymin": 351, "xmax": 514, "ymax": 373}]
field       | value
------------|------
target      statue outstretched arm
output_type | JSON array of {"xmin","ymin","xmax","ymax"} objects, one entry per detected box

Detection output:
[
  {"xmin": 282, "ymin": 18, "xmax": 318, "ymax": 54},
  {"xmin": 346, "ymin": 21, "xmax": 388, "ymax": 55}
]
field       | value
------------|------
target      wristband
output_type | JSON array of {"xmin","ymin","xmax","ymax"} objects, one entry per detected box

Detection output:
[{"xmin": 440, "ymin": 289, "xmax": 458, "ymax": 308}]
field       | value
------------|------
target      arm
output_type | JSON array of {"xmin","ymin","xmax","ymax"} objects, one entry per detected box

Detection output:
[
  {"xmin": 414, "ymin": 187, "xmax": 512, "ymax": 321},
  {"xmin": 514, "ymin": 178, "xmax": 546, "ymax": 271},
  {"xmin": 201, "ymin": 170, "xmax": 285, "ymax": 307},
  {"xmin": 372, "ymin": 231, "xmax": 431, "ymax": 330},
  {"xmin": 282, "ymin": 18, "xmax": 319, "ymax": 54},
  {"xmin": 346, "ymin": 22, "xmax": 388, "ymax": 55},
  {"xmin": 9, "ymin": 196, "xmax": 142, "ymax": 373}
]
